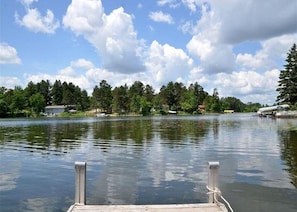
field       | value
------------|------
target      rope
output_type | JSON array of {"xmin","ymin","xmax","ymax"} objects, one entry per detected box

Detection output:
[{"xmin": 206, "ymin": 186, "xmax": 234, "ymax": 212}]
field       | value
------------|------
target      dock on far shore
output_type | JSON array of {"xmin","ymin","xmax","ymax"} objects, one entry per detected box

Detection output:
[{"xmin": 67, "ymin": 162, "xmax": 229, "ymax": 212}]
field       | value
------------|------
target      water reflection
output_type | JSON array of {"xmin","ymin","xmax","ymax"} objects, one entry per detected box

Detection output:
[
  {"xmin": 86, "ymin": 117, "xmax": 213, "ymax": 205},
  {"xmin": 279, "ymin": 129, "xmax": 297, "ymax": 187},
  {"xmin": 93, "ymin": 119, "xmax": 153, "ymax": 143},
  {"xmin": 1, "ymin": 116, "xmax": 297, "ymax": 212},
  {"xmin": 0, "ymin": 120, "xmax": 90, "ymax": 155},
  {"xmin": 91, "ymin": 117, "xmax": 210, "ymax": 150},
  {"xmin": 158, "ymin": 118, "xmax": 210, "ymax": 146},
  {"xmin": 0, "ymin": 160, "xmax": 21, "ymax": 192}
]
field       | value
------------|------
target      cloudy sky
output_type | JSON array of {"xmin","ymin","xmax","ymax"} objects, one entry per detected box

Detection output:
[{"xmin": 0, "ymin": 0, "xmax": 296, "ymax": 104}]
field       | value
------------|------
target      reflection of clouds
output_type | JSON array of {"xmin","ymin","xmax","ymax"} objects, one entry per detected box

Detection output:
[
  {"xmin": 202, "ymin": 115, "xmax": 295, "ymax": 189},
  {"xmin": 146, "ymin": 134, "xmax": 208, "ymax": 197},
  {"xmin": 0, "ymin": 160, "xmax": 21, "ymax": 192},
  {"xmin": 21, "ymin": 198, "xmax": 49, "ymax": 212},
  {"xmin": 20, "ymin": 197, "xmax": 70, "ymax": 212},
  {"xmin": 90, "ymin": 145, "xmax": 141, "ymax": 205},
  {"xmin": 147, "ymin": 138, "xmax": 164, "ymax": 187},
  {"xmin": 88, "ymin": 131, "xmax": 211, "ymax": 205},
  {"xmin": 2, "ymin": 116, "xmax": 294, "ymax": 210}
]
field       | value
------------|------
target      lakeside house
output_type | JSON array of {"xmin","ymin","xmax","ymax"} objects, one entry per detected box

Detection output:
[{"xmin": 44, "ymin": 105, "xmax": 67, "ymax": 116}]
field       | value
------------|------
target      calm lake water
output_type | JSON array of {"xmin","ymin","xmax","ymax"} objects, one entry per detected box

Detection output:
[{"xmin": 0, "ymin": 114, "xmax": 297, "ymax": 212}]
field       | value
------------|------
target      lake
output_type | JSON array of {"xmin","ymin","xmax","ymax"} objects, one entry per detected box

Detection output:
[{"xmin": 0, "ymin": 114, "xmax": 297, "ymax": 211}]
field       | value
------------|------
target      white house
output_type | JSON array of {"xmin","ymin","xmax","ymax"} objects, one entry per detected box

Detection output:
[{"xmin": 44, "ymin": 105, "xmax": 67, "ymax": 116}]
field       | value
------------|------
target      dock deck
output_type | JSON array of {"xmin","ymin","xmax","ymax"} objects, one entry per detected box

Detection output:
[
  {"xmin": 68, "ymin": 203, "xmax": 227, "ymax": 212},
  {"xmin": 67, "ymin": 162, "xmax": 230, "ymax": 212}
]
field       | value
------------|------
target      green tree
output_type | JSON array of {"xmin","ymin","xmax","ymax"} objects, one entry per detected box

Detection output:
[
  {"xmin": 62, "ymin": 82, "xmax": 77, "ymax": 106},
  {"xmin": 29, "ymin": 93, "xmax": 46, "ymax": 114},
  {"xmin": 37, "ymin": 80, "xmax": 52, "ymax": 105},
  {"xmin": 129, "ymin": 81, "xmax": 144, "ymax": 113},
  {"xmin": 160, "ymin": 81, "xmax": 186, "ymax": 110},
  {"xmin": 79, "ymin": 89, "xmax": 90, "ymax": 111},
  {"xmin": 277, "ymin": 43, "xmax": 297, "ymax": 105},
  {"xmin": 221, "ymin": 97, "xmax": 245, "ymax": 112},
  {"xmin": 3, "ymin": 89, "xmax": 13, "ymax": 114},
  {"xmin": 189, "ymin": 82, "xmax": 208, "ymax": 105},
  {"xmin": 11, "ymin": 86, "xmax": 26, "ymax": 114},
  {"xmin": 203, "ymin": 88, "xmax": 221, "ymax": 112},
  {"xmin": 24, "ymin": 81, "xmax": 37, "ymax": 100},
  {"xmin": 129, "ymin": 81, "xmax": 144, "ymax": 96},
  {"xmin": 244, "ymin": 102, "xmax": 262, "ymax": 112},
  {"xmin": 112, "ymin": 85, "xmax": 129, "ymax": 114},
  {"xmin": 0, "ymin": 87, "xmax": 5, "ymax": 95},
  {"xmin": 92, "ymin": 80, "xmax": 113, "ymax": 113},
  {"xmin": 139, "ymin": 96, "xmax": 152, "ymax": 116},
  {"xmin": 0, "ymin": 99, "xmax": 8, "ymax": 117},
  {"xmin": 0, "ymin": 87, "xmax": 9, "ymax": 117},
  {"xmin": 152, "ymin": 93, "xmax": 163, "ymax": 111},
  {"xmin": 181, "ymin": 89, "xmax": 197, "ymax": 113},
  {"xmin": 181, "ymin": 83, "xmax": 208, "ymax": 113},
  {"xmin": 144, "ymin": 84, "xmax": 154, "ymax": 103},
  {"xmin": 211, "ymin": 88, "xmax": 221, "ymax": 112},
  {"xmin": 52, "ymin": 80, "xmax": 63, "ymax": 105},
  {"xmin": 73, "ymin": 85, "xmax": 83, "ymax": 110}
]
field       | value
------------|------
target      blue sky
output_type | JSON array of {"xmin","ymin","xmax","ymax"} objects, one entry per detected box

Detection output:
[{"xmin": 1, "ymin": 0, "xmax": 297, "ymax": 104}]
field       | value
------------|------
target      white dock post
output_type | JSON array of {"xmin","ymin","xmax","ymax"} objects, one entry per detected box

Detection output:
[
  {"xmin": 75, "ymin": 162, "xmax": 86, "ymax": 205},
  {"xmin": 208, "ymin": 161, "xmax": 219, "ymax": 203}
]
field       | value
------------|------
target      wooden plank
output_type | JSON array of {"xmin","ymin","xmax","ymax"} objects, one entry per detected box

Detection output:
[{"xmin": 68, "ymin": 203, "xmax": 227, "ymax": 212}]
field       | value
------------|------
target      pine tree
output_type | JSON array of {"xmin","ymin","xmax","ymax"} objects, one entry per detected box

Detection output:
[{"xmin": 276, "ymin": 43, "xmax": 297, "ymax": 105}]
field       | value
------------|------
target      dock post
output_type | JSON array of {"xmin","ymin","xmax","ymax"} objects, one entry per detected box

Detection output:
[
  {"xmin": 75, "ymin": 162, "xmax": 86, "ymax": 205},
  {"xmin": 208, "ymin": 161, "xmax": 219, "ymax": 203}
]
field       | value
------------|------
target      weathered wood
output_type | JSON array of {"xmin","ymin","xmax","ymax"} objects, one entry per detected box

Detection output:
[
  {"xmin": 69, "ymin": 203, "xmax": 227, "ymax": 212},
  {"xmin": 75, "ymin": 162, "xmax": 86, "ymax": 205},
  {"xmin": 208, "ymin": 161, "xmax": 219, "ymax": 203}
]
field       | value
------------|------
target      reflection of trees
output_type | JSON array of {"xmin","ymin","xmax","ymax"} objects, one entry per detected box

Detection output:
[
  {"xmin": 92, "ymin": 119, "xmax": 153, "ymax": 150},
  {"xmin": 26, "ymin": 122, "xmax": 89, "ymax": 154},
  {"xmin": 279, "ymin": 129, "xmax": 297, "ymax": 187},
  {"xmin": 158, "ymin": 119, "xmax": 210, "ymax": 148},
  {"xmin": 1, "ymin": 117, "xmax": 211, "ymax": 155},
  {"xmin": 49, "ymin": 122, "xmax": 89, "ymax": 151},
  {"xmin": 92, "ymin": 118, "xmax": 209, "ymax": 150},
  {"xmin": 0, "ymin": 122, "xmax": 90, "ymax": 155}
]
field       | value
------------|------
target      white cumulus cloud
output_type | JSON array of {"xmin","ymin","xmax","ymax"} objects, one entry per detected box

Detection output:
[
  {"xmin": 157, "ymin": 0, "xmax": 204, "ymax": 11},
  {"xmin": 149, "ymin": 11, "xmax": 174, "ymax": 24},
  {"xmin": 70, "ymin": 58, "xmax": 94, "ymax": 69},
  {"xmin": 15, "ymin": 0, "xmax": 60, "ymax": 34},
  {"xmin": 25, "ymin": 58, "xmax": 150, "ymax": 95},
  {"xmin": 0, "ymin": 43, "xmax": 22, "ymax": 64},
  {"xmin": 0, "ymin": 77, "xmax": 22, "ymax": 89},
  {"xmin": 186, "ymin": 3, "xmax": 235, "ymax": 74},
  {"xmin": 63, "ymin": 0, "xmax": 145, "ymax": 74},
  {"xmin": 214, "ymin": 69, "xmax": 280, "ymax": 103},
  {"xmin": 236, "ymin": 34, "xmax": 297, "ymax": 70},
  {"xmin": 146, "ymin": 40, "xmax": 194, "ymax": 85}
]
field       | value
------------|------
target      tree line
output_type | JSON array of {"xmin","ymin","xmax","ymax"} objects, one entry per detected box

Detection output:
[
  {"xmin": 0, "ymin": 79, "xmax": 262, "ymax": 117},
  {"xmin": 1, "ymin": 43, "xmax": 295, "ymax": 118}
]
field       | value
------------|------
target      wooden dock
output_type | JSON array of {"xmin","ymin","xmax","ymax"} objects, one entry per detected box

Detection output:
[
  {"xmin": 67, "ymin": 162, "xmax": 229, "ymax": 212},
  {"xmin": 68, "ymin": 203, "xmax": 227, "ymax": 212}
]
